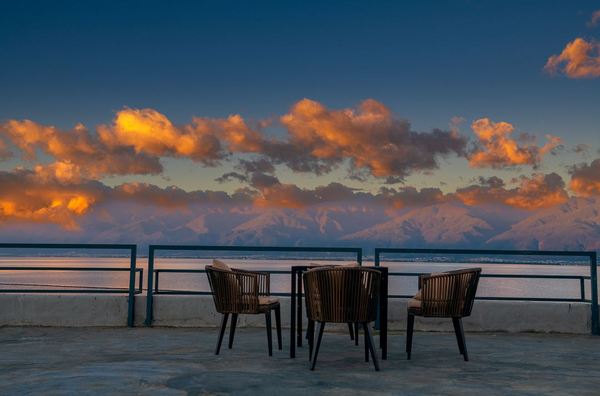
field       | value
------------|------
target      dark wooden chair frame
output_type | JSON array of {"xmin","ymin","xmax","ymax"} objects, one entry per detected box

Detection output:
[
  {"xmin": 303, "ymin": 267, "xmax": 381, "ymax": 371},
  {"xmin": 206, "ymin": 265, "xmax": 282, "ymax": 356},
  {"xmin": 407, "ymin": 268, "xmax": 481, "ymax": 361}
]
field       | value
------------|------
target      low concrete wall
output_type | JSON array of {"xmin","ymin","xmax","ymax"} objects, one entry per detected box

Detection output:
[
  {"xmin": 0, "ymin": 294, "xmax": 592, "ymax": 334},
  {"xmin": 0, "ymin": 294, "xmax": 130, "ymax": 327}
]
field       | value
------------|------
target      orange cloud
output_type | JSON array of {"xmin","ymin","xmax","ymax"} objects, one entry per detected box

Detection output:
[
  {"xmin": 0, "ymin": 169, "xmax": 106, "ymax": 230},
  {"xmin": 280, "ymin": 99, "xmax": 467, "ymax": 178},
  {"xmin": 544, "ymin": 38, "xmax": 600, "ymax": 78},
  {"xmin": 0, "ymin": 119, "xmax": 162, "ymax": 181},
  {"xmin": 0, "ymin": 167, "xmax": 259, "ymax": 228},
  {"xmin": 569, "ymin": 159, "xmax": 600, "ymax": 196},
  {"xmin": 504, "ymin": 173, "xmax": 569, "ymax": 209},
  {"xmin": 254, "ymin": 183, "xmax": 317, "ymax": 209},
  {"xmin": 456, "ymin": 173, "xmax": 568, "ymax": 210},
  {"xmin": 99, "ymin": 108, "xmax": 250, "ymax": 164},
  {"xmin": 468, "ymin": 118, "xmax": 560, "ymax": 168}
]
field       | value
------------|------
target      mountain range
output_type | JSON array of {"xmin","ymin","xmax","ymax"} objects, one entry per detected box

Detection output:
[{"xmin": 0, "ymin": 198, "xmax": 598, "ymax": 251}]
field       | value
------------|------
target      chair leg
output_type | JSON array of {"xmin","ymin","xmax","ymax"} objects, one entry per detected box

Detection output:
[
  {"xmin": 364, "ymin": 323, "xmax": 369, "ymax": 362},
  {"xmin": 274, "ymin": 305, "xmax": 282, "ymax": 350},
  {"xmin": 228, "ymin": 313, "xmax": 238, "ymax": 349},
  {"xmin": 348, "ymin": 322, "xmax": 355, "ymax": 341},
  {"xmin": 363, "ymin": 323, "xmax": 380, "ymax": 371},
  {"xmin": 452, "ymin": 317, "xmax": 464, "ymax": 356},
  {"xmin": 265, "ymin": 311, "xmax": 273, "ymax": 356},
  {"xmin": 308, "ymin": 320, "xmax": 315, "ymax": 361},
  {"xmin": 406, "ymin": 313, "xmax": 414, "ymax": 360},
  {"xmin": 454, "ymin": 317, "xmax": 469, "ymax": 361},
  {"xmin": 310, "ymin": 321, "xmax": 326, "ymax": 370},
  {"xmin": 354, "ymin": 322, "xmax": 359, "ymax": 346},
  {"xmin": 215, "ymin": 313, "xmax": 229, "ymax": 355}
]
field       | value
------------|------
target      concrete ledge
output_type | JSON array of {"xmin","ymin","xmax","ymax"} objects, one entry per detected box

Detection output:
[
  {"xmin": 388, "ymin": 299, "xmax": 591, "ymax": 334},
  {"xmin": 0, "ymin": 294, "xmax": 592, "ymax": 334},
  {"xmin": 0, "ymin": 294, "xmax": 129, "ymax": 327}
]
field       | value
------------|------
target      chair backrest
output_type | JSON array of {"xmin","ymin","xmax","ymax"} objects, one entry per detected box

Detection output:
[
  {"xmin": 303, "ymin": 267, "xmax": 381, "ymax": 323},
  {"xmin": 205, "ymin": 265, "xmax": 259, "ymax": 314},
  {"xmin": 420, "ymin": 268, "xmax": 481, "ymax": 317}
]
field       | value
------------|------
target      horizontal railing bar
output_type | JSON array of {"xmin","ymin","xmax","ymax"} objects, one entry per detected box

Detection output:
[
  {"xmin": 152, "ymin": 289, "xmax": 590, "ymax": 303},
  {"xmin": 154, "ymin": 269, "xmax": 290, "ymax": 274},
  {"xmin": 151, "ymin": 245, "xmax": 361, "ymax": 253},
  {"xmin": 0, "ymin": 243, "xmax": 136, "ymax": 250},
  {"xmin": 477, "ymin": 296, "xmax": 589, "ymax": 302},
  {"xmin": 152, "ymin": 268, "xmax": 591, "ymax": 280},
  {"xmin": 0, "ymin": 289, "xmax": 143, "ymax": 294},
  {"xmin": 154, "ymin": 290, "xmax": 291, "ymax": 296},
  {"xmin": 0, "ymin": 267, "xmax": 142, "ymax": 272},
  {"xmin": 387, "ymin": 272, "xmax": 590, "ymax": 280},
  {"xmin": 388, "ymin": 294, "xmax": 589, "ymax": 302},
  {"xmin": 376, "ymin": 248, "xmax": 595, "ymax": 258}
]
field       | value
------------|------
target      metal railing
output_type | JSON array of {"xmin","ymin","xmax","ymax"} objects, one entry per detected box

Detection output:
[
  {"xmin": 374, "ymin": 248, "xmax": 599, "ymax": 335},
  {"xmin": 144, "ymin": 245, "xmax": 362, "ymax": 326},
  {"xmin": 0, "ymin": 243, "xmax": 140, "ymax": 327}
]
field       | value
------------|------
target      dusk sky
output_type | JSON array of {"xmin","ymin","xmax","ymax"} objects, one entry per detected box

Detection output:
[{"xmin": 1, "ymin": 1, "xmax": 599, "ymax": 248}]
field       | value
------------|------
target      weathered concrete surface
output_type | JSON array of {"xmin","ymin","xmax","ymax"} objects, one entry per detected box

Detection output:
[
  {"xmin": 1, "ymin": 294, "xmax": 592, "ymax": 334},
  {"xmin": 0, "ymin": 327, "xmax": 598, "ymax": 395}
]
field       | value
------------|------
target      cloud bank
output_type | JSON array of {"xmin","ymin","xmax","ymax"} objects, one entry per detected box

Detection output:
[{"xmin": 0, "ymin": 98, "xmax": 588, "ymax": 229}]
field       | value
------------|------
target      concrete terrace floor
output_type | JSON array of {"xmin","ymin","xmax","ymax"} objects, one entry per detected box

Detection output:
[{"xmin": 0, "ymin": 327, "xmax": 598, "ymax": 396}]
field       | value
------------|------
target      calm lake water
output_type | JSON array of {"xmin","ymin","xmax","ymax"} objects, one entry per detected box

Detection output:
[{"xmin": 0, "ymin": 257, "xmax": 596, "ymax": 300}]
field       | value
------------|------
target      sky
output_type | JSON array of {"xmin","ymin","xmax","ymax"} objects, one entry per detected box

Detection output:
[{"xmin": 1, "ymin": 1, "xmax": 600, "ymax": 233}]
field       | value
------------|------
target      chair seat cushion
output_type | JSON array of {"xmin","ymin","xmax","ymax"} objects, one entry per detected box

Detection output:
[
  {"xmin": 259, "ymin": 296, "xmax": 279, "ymax": 306},
  {"xmin": 408, "ymin": 298, "xmax": 422, "ymax": 309},
  {"xmin": 212, "ymin": 259, "xmax": 232, "ymax": 271}
]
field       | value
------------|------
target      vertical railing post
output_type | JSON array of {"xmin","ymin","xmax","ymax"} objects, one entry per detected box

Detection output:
[
  {"xmin": 296, "ymin": 271, "xmax": 302, "ymax": 347},
  {"xmin": 138, "ymin": 269, "xmax": 144, "ymax": 293},
  {"xmin": 590, "ymin": 252, "xmax": 599, "ymax": 335},
  {"xmin": 144, "ymin": 246, "xmax": 155, "ymax": 326},
  {"xmin": 380, "ymin": 266, "xmax": 388, "ymax": 360},
  {"xmin": 580, "ymin": 277, "xmax": 585, "ymax": 301},
  {"xmin": 375, "ymin": 249, "xmax": 381, "ymax": 330},
  {"xmin": 127, "ymin": 245, "xmax": 137, "ymax": 327},
  {"xmin": 290, "ymin": 267, "xmax": 297, "ymax": 358}
]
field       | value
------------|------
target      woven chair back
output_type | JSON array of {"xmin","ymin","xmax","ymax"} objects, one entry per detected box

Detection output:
[
  {"xmin": 303, "ymin": 267, "xmax": 381, "ymax": 323},
  {"xmin": 205, "ymin": 265, "xmax": 260, "ymax": 314},
  {"xmin": 420, "ymin": 268, "xmax": 481, "ymax": 317}
]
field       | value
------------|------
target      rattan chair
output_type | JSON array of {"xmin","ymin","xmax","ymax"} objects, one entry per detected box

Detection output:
[
  {"xmin": 303, "ymin": 267, "xmax": 381, "ymax": 370},
  {"xmin": 406, "ymin": 268, "xmax": 481, "ymax": 361},
  {"xmin": 206, "ymin": 265, "xmax": 282, "ymax": 356}
]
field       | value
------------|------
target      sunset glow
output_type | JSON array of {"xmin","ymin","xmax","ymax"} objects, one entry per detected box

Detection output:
[{"xmin": 1, "ymin": 2, "xmax": 599, "ymax": 249}]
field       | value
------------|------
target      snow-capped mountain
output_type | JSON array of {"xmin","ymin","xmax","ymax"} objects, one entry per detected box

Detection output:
[
  {"xmin": 488, "ymin": 197, "xmax": 600, "ymax": 250},
  {"xmin": 1, "ymin": 199, "xmax": 598, "ymax": 251},
  {"xmin": 220, "ymin": 207, "xmax": 387, "ymax": 246},
  {"xmin": 341, "ymin": 203, "xmax": 495, "ymax": 247}
]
